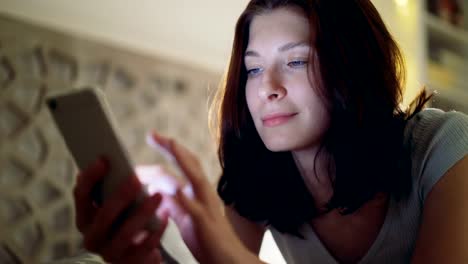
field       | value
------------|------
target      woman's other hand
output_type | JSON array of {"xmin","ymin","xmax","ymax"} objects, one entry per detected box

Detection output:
[{"xmin": 146, "ymin": 132, "xmax": 263, "ymax": 264}]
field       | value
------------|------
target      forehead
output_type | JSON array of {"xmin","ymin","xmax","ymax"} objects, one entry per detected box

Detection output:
[{"xmin": 248, "ymin": 7, "xmax": 311, "ymax": 47}]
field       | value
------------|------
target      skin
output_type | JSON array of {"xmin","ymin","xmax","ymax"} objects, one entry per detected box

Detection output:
[
  {"xmin": 73, "ymin": 6, "xmax": 468, "ymax": 264},
  {"xmin": 244, "ymin": 6, "xmax": 334, "ymax": 212},
  {"xmin": 244, "ymin": 8, "xmax": 386, "ymax": 263},
  {"xmin": 239, "ymin": 6, "xmax": 468, "ymax": 264},
  {"xmin": 411, "ymin": 155, "xmax": 468, "ymax": 263}
]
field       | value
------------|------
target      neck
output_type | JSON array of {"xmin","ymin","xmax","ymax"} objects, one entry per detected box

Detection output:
[{"xmin": 292, "ymin": 145, "xmax": 335, "ymax": 211}]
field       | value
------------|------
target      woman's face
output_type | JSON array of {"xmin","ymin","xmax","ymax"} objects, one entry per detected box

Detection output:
[{"xmin": 245, "ymin": 7, "xmax": 330, "ymax": 152}]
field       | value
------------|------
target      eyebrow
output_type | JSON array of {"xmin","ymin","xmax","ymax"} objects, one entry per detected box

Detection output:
[{"xmin": 244, "ymin": 41, "xmax": 310, "ymax": 57}]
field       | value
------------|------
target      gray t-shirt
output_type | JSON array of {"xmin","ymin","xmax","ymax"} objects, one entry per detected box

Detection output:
[{"xmin": 270, "ymin": 109, "xmax": 468, "ymax": 264}]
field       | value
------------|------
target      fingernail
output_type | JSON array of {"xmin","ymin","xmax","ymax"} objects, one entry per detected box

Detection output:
[
  {"xmin": 132, "ymin": 230, "xmax": 149, "ymax": 245},
  {"xmin": 152, "ymin": 131, "xmax": 164, "ymax": 141},
  {"xmin": 146, "ymin": 133, "xmax": 167, "ymax": 150},
  {"xmin": 146, "ymin": 133, "xmax": 161, "ymax": 148},
  {"xmin": 146, "ymin": 133, "xmax": 175, "ymax": 162},
  {"xmin": 148, "ymin": 132, "xmax": 169, "ymax": 147}
]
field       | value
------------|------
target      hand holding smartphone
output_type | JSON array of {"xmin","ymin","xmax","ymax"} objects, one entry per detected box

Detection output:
[{"xmin": 46, "ymin": 87, "xmax": 159, "ymax": 231}]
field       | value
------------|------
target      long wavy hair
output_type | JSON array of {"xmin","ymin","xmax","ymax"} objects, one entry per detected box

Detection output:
[{"xmin": 209, "ymin": 0, "xmax": 431, "ymax": 237}]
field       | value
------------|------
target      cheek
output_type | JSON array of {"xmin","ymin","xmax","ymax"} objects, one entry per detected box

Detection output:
[
  {"xmin": 245, "ymin": 84, "xmax": 257, "ymax": 116},
  {"xmin": 306, "ymin": 100, "xmax": 331, "ymax": 134}
]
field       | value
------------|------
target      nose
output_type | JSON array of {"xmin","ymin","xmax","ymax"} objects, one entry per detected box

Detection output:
[{"xmin": 258, "ymin": 68, "xmax": 287, "ymax": 101}]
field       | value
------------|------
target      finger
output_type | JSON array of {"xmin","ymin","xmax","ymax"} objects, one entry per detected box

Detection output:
[
  {"xmin": 75, "ymin": 157, "xmax": 108, "ymax": 190},
  {"xmin": 166, "ymin": 137, "xmax": 219, "ymax": 209},
  {"xmin": 83, "ymin": 175, "xmax": 142, "ymax": 252},
  {"xmin": 73, "ymin": 158, "xmax": 109, "ymax": 232},
  {"xmin": 144, "ymin": 249, "xmax": 163, "ymax": 264},
  {"xmin": 156, "ymin": 209, "xmax": 170, "ymax": 238},
  {"xmin": 175, "ymin": 188, "xmax": 205, "ymax": 222},
  {"xmin": 146, "ymin": 249, "xmax": 163, "ymax": 263},
  {"xmin": 118, "ymin": 233, "xmax": 163, "ymax": 263},
  {"xmin": 160, "ymin": 192, "xmax": 191, "ymax": 226},
  {"xmin": 155, "ymin": 194, "xmax": 174, "ymax": 218},
  {"xmin": 117, "ymin": 248, "xmax": 162, "ymax": 264},
  {"xmin": 148, "ymin": 132, "xmax": 212, "ymax": 204},
  {"xmin": 135, "ymin": 165, "xmax": 184, "ymax": 195},
  {"xmin": 99, "ymin": 193, "xmax": 162, "ymax": 260},
  {"xmin": 150, "ymin": 249, "xmax": 163, "ymax": 263},
  {"xmin": 75, "ymin": 200, "xmax": 97, "ymax": 234}
]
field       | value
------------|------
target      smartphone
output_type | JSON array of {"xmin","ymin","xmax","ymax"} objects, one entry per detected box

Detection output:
[{"xmin": 46, "ymin": 87, "xmax": 159, "ymax": 231}]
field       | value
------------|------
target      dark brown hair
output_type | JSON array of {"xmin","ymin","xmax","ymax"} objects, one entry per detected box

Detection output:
[{"xmin": 210, "ymin": 0, "xmax": 431, "ymax": 237}]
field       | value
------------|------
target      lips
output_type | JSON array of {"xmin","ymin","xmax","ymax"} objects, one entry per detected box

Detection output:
[{"xmin": 262, "ymin": 112, "xmax": 297, "ymax": 127}]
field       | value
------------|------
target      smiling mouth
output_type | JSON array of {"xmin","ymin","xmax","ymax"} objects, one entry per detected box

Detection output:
[{"xmin": 262, "ymin": 113, "xmax": 297, "ymax": 127}]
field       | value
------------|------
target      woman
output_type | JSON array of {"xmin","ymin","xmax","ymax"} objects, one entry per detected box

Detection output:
[{"xmin": 74, "ymin": 0, "xmax": 468, "ymax": 263}]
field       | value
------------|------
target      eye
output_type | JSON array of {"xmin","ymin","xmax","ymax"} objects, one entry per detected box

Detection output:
[
  {"xmin": 287, "ymin": 60, "xmax": 308, "ymax": 68},
  {"xmin": 246, "ymin": 67, "xmax": 263, "ymax": 77}
]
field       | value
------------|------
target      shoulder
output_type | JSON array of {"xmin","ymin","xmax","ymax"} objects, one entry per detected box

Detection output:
[
  {"xmin": 404, "ymin": 108, "xmax": 468, "ymax": 202},
  {"xmin": 405, "ymin": 108, "xmax": 468, "ymax": 143},
  {"xmin": 411, "ymin": 155, "xmax": 468, "ymax": 263}
]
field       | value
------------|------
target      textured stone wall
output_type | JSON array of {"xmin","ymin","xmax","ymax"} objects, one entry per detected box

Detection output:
[{"xmin": 0, "ymin": 14, "xmax": 220, "ymax": 263}]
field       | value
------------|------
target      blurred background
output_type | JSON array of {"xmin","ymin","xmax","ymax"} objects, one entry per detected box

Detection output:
[{"xmin": 0, "ymin": 0, "xmax": 467, "ymax": 263}]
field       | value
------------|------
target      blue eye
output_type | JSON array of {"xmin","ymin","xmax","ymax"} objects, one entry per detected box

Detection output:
[
  {"xmin": 246, "ymin": 68, "xmax": 263, "ymax": 77},
  {"xmin": 288, "ymin": 60, "xmax": 308, "ymax": 67}
]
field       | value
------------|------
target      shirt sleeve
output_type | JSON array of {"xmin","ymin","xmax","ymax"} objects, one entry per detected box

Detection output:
[{"xmin": 410, "ymin": 109, "xmax": 468, "ymax": 203}]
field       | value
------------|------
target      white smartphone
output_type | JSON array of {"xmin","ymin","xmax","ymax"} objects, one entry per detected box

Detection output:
[{"xmin": 46, "ymin": 87, "xmax": 159, "ymax": 231}]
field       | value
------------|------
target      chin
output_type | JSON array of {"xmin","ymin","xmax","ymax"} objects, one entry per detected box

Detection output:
[
  {"xmin": 264, "ymin": 144, "xmax": 289, "ymax": 152},
  {"xmin": 263, "ymin": 139, "xmax": 300, "ymax": 152},
  {"xmin": 262, "ymin": 134, "xmax": 320, "ymax": 152}
]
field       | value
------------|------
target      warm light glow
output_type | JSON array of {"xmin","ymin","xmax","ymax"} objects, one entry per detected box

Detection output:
[{"xmin": 395, "ymin": 0, "xmax": 408, "ymax": 8}]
